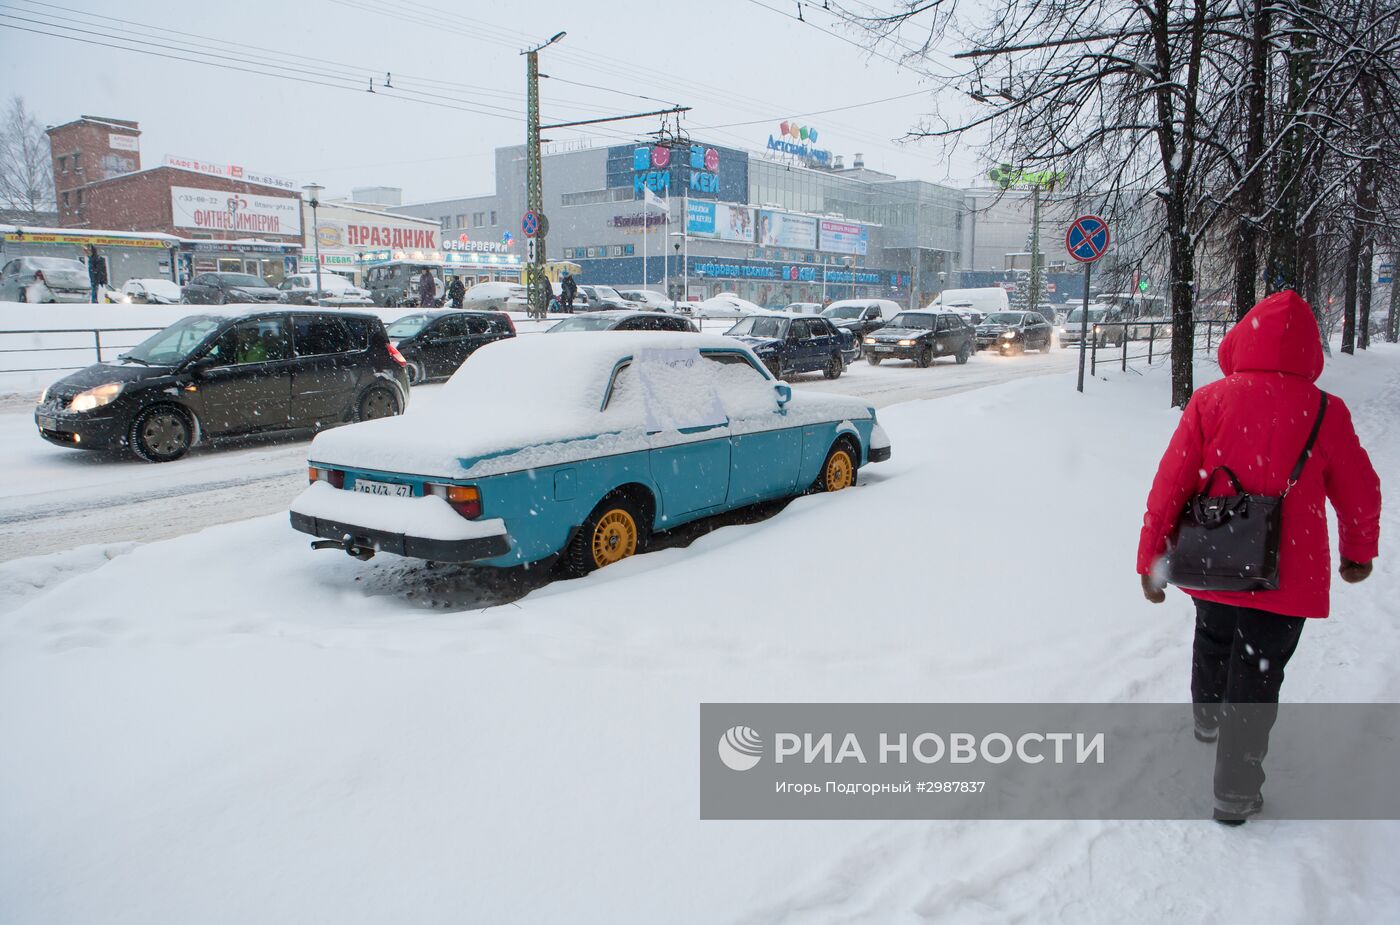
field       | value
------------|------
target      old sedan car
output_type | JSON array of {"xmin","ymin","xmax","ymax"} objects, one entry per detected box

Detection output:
[
  {"xmin": 578, "ymin": 284, "xmax": 640, "ymax": 312},
  {"xmin": 0, "ymin": 256, "xmax": 92, "ymax": 303},
  {"xmin": 277, "ymin": 272, "xmax": 374, "ymax": 307},
  {"xmin": 181, "ymin": 272, "xmax": 281, "ymax": 305},
  {"xmin": 387, "ymin": 309, "xmax": 516, "ymax": 384},
  {"xmin": 120, "ymin": 278, "xmax": 184, "ymax": 304},
  {"xmin": 863, "ymin": 310, "xmax": 974, "ymax": 367},
  {"xmin": 724, "ymin": 313, "xmax": 855, "ymax": 379},
  {"xmin": 547, "ymin": 310, "xmax": 697, "ymax": 333},
  {"xmin": 289, "ymin": 333, "xmax": 890, "ymax": 574},
  {"xmin": 36, "ymin": 309, "xmax": 409, "ymax": 461},
  {"xmin": 975, "ymin": 310, "xmax": 1055, "ymax": 354}
]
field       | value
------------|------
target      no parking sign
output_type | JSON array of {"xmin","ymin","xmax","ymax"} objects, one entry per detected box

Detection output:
[{"xmin": 1066, "ymin": 214, "xmax": 1111, "ymax": 393}]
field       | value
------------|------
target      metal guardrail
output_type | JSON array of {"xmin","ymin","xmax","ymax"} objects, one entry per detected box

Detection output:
[
  {"xmin": 0, "ymin": 326, "xmax": 165, "ymax": 374},
  {"xmin": 1073, "ymin": 318, "xmax": 1235, "ymax": 377}
]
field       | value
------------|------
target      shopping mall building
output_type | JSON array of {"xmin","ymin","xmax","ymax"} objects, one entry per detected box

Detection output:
[{"xmin": 392, "ymin": 137, "xmax": 965, "ymax": 307}]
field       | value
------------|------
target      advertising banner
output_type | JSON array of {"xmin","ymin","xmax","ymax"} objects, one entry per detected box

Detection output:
[
  {"xmin": 170, "ymin": 185, "xmax": 302, "ymax": 236},
  {"xmin": 164, "ymin": 155, "xmax": 296, "ymax": 191},
  {"xmin": 757, "ymin": 210, "xmax": 817, "ymax": 250},
  {"xmin": 819, "ymin": 219, "xmax": 869, "ymax": 256},
  {"xmin": 685, "ymin": 201, "xmax": 756, "ymax": 242}
]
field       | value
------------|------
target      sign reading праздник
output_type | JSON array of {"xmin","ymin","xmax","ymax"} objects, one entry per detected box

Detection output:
[{"xmin": 700, "ymin": 703, "xmax": 1400, "ymax": 820}]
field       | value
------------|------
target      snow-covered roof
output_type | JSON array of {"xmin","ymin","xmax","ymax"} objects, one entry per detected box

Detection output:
[{"xmin": 0, "ymin": 224, "xmax": 179, "ymax": 242}]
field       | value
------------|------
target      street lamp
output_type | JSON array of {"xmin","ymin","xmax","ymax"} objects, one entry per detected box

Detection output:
[{"xmin": 303, "ymin": 182, "xmax": 324, "ymax": 304}]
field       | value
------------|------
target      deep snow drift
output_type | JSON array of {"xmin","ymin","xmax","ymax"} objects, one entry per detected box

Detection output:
[{"xmin": 1, "ymin": 346, "xmax": 1396, "ymax": 923}]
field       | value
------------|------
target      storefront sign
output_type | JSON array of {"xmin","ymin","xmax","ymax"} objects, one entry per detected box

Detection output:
[
  {"xmin": 686, "ymin": 201, "xmax": 755, "ymax": 242},
  {"xmin": 299, "ymin": 253, "xmax": 356, "ymax": 269},
  {"xmin": 757, "ymin": 210, "xmax": 818, "ymax": 250},
  {"xmin": 171, "ymin": 186, "xmax": 302, "ymax": 235},
  {"xmin": 164, "ymin": 154, "xmax": 296, "ymax": 191},
  {"xmin": 3, "ymin": 231, "xmax": 170, "ymax": 249},
  {"xmin": 611, "ymin": 212, "xmax": 668, "ymax": 230},
  {"xmin": 691, "ymin": 261, "xmax": 780, "ymax": 280},
  {"xmin": 607, "ymin": 141, "xmax": 748, "ymax": 202},
  {"xmin": 109, "ymin": 133, "xmax": 139, "ymax": 152},
  {"xmin": 766, "ymin": 122, "xmax": 832, "ymax": 166},
  {"xmin": 185, "ymin": 241, "xmax": 296, "ymax": 255},
  {"xmin": 442, "ymin": 233, "xmax": 508, "ymax": 253},
  {"xmin": 316, "ymin": 224, "xmax": 344, "ymax": 248},
  {"xmin": 819, "ymin": 220, "xmax": 869, "ymax": 256}
]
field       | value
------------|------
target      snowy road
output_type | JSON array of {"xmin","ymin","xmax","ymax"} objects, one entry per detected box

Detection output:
[{"xmin": 0, "ymin": 346, "xmax": 1080, "ymax": 561}]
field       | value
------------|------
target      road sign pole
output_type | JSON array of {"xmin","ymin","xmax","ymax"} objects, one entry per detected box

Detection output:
[{"xmin": 1077, "ymin": 261, "xmax": 1092, "ymax": 393}]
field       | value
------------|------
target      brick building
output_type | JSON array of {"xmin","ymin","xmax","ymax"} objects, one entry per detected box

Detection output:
[{"xmin": 45, "ymin": 116, "xmax": 303, "ymax": 282}]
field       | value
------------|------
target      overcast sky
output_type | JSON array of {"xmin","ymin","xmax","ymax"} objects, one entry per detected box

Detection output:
[{"xmin": 1, "ymin": 0, "xmax": 987, "ymax": 203}]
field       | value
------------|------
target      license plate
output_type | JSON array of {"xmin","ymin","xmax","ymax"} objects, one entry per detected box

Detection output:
[
  {"xmin": 868, "ymin": 345, "xmax": 892, "ymax": 352},
  {"xmin": 352, "ymin": 479, "xmax": 412, "ymax": 497},
  {"xmin": 37, "ymin": 414, "xmax": 58, "ymax": 430}
]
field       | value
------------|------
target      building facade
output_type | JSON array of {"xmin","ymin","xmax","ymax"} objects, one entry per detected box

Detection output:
[{"xmin": 393, "ymin": 141, "xmax": 965, "ymax": 307}]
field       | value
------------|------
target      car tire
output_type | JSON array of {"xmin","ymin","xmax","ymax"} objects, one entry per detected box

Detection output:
[
  {"xmin": 916, "ymin": 345, "xmax": 933, "ymax": 368},
  {"xmin": 1042, "ymin": 336, "xmax": 1054, "ymax": 353},
  {"xmin": 867, "ymin": 354, "xmax": 882, "ymax": 366},
  {"xmin": 563, "ymin": 491, "xmax": 650, "ymax": 576},
  {"xmin": 129, "ymin": 405, "xmax": 192, "ymax": 463},
  {"xmin": 355, "ymin": 386, "xmax": 401, "ymax": 421},
  {"xmin": 406, "ymin": 360, "xmax": 427, "ymax": 385},
  {"xmin": 956, "ymin": 343, "xmax": 971, "ymax": 364},
  {"xmin": 823, "ymin": 354, "xmax": 842, "ymax": 379},
  {"xmin": 813, "ymin": 439, "xmax": 858, "ymax": 493}
]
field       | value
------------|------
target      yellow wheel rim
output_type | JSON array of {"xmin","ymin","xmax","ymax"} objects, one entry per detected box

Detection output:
[
  {"xmin": 825, "ymin": 449, "xmax": 854, "ymax": 491},
  {"xmin": 591, "ymin": 508, "xmax": 638, "ymax": 568}
]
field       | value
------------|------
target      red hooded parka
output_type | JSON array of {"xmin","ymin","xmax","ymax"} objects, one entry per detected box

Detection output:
[{"xmin": 1136, "ymin": 290, "xmax": 1381, "ymax": 618}]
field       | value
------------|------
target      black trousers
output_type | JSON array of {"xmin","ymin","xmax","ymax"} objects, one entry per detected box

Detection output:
[{"xmin": 1191, "ymin": 600, "xmax": 1307, "ymax": 812}]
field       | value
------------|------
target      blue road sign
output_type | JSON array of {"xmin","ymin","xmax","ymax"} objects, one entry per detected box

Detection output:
[
  {"xmin": 522, "ymin": 211, "xmax": 540, "ymax": 238},
  {"xmin": 1066, "ymin": 215, "xmax": 1110, "ymax": 263}
]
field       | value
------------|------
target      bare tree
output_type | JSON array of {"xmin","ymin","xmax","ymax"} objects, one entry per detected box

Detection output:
[{"xmin": 0, "ymin": 95, "xmax": 54, "ymax": 223}]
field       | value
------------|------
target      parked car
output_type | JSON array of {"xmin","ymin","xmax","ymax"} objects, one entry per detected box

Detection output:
[
  {"xmin": 577, "ymin": 285, "xmax": 640, "ymax": 311},
  {"xmin": 289, "ymin": 332, "xmax": 890, "ymax": 573},
  {"xmin": 693, "ymin": 293, "xmax": 767, "ymax": 318},
  {"xmin": 1059, "ymin": 306, "xmax": 1125, "ymax": 348},
  {"xmin": 387, "ymin": 309, "xmax": 516, "ymax": 384},
  {"xmin": 821, "ymin": 299, "xmax": 902, "ymax": 357},
  {"xmin": 926, "ymin": 287, "xmax": 1011, "ymax": 316},
  {"xmin": 724, "ymin": 313, "xmax": 854, "ymax": 379},
  {"xmin": 34, "ymin": 310, "xmax": 409, "ymax": 462},
  {"xmin": 785, "ymin": 302, "xmax": 823, "ymax": 315},
  {"xmin": 181, "ymin": 272, "xmax": 281, "ymax": 305},
  {"xmin": 976, "ymin": 310, "xmax": 1055, "ymax": 354},
  {"xmin": 547, "ymin": 311, "xmax": 697, "ymax": 334},
  {"xmin": 463, "ymin": 280, "xmax": 528, "ymax": 312},
  {"xmin": 0, "ymin": 256, "xmax": 91, "ymax": 303},
  {"xmin": 119, "ymin": 278, "xmax": 183, "ymax": 305},
  {"xmin": 364, "ymin": 261, "xmax": 443, "ymax": 307},
  {"xmin": 941, "ymin": 302, "xmax": 985, "ymax": 327},
  {"xmin": 863, "ymin": 310, "xmax": 974, "ymax": 367},
  {"xmin": 277, "ymin": 273, "xmax": 373, "ymax": 307},
  {"xmin": 618, "ymin": 289, "xmax": 681, "ymax": 312}
]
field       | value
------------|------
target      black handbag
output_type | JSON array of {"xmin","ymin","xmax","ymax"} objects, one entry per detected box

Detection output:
[{"xmin": 1167, "ymin": 391, "xmax": 1328, "ymax": 592}]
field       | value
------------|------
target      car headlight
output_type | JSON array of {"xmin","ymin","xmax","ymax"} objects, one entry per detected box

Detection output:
[
  {"xmin": 69, "ymin": 382, "xmax": 123, "ymax": 412},
  {"xmin": 1093, "ymin": 325, "xmax": 1102, "ymax": 334},
  {"xmin": 897, "ymin": 339, "xmax": 915, "ymax": 346},
  {"xmin": 1002, "ymin": 331, "xmax": 1016, "ymax": 339},
  {"xmin": 38, "ymin": 386, "xmax": 49, "ymax": 405},
  {"xmin": 863, "ymin": 336, "xmax": 877, "ymax": 344}
]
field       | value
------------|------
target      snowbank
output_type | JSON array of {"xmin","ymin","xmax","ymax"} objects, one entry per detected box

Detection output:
[{"xmin": 2, "ymin": 347, "xmax": 1397, "ymax": 922}]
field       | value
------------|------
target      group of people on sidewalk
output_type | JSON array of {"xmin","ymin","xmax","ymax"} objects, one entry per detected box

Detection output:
[{"xmin": 1137, "ymin": 290, "xmax": 1382, "ymax": 825}]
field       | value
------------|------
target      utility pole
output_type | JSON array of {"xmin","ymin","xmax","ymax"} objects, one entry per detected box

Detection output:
[
  {"xmin": 523, "ymin": 31, "xmax": 566, "ymax": 318},
  {"xmin": 1028, "ymin": 184, "xmax": 1042, "ymax": 310}
]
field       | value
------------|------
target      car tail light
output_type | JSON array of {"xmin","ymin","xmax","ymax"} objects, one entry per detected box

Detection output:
[
  {"xmin": 498, "ymin": 312, "xmax": 516, "ymax": 335},
  {"xmin": 387, "ymin": 343, "xmax": 408, "ymax": 367},
  {"xmin": 427, "ymin": 483, "xmax": 481, "ymax": 519},
  {"xmin": 308, "ymin": 466, "xmax": 345, "ymax": 488},
  {"xmin": 33, "ymin": 270, "xmax": 45, "ymax": 284}
]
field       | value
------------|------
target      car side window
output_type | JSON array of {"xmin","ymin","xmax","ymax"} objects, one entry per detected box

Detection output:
[
  {"xmin": 433, "ymin": 315, "xmax": 469, "ymax": 338},
  {"xmin": 204, "ymin": 318, "xmax": 290, "ymax": 365},
  {"xmin": 791, "ymin": 319, "xmax": 812, "ymax": 340},
  {"xmin": 485, "ymin": 316, "xmax": 511, "ymax": 335},
  {"xmin": 341, "ymin": 317, "xmax": 371, "ymax": 349},
  {"xmin": 292, "ymin": 315, "xmax": 353, "ymax": 356},
  {"xmin": 465, "ymin": 316, "xmax": 490, "ymax": 335},
  {"xmin": 1, "ymin": 260, "xmax": 15, "ymax": 277}
]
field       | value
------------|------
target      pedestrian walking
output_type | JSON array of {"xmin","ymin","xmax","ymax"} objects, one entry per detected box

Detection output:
[
  {"xmin": 559, "ymin": 271, "xmax": 577, "ymax": 313},
  {"xmin": 86, "ymin": 244, "xmax": 108, "ymax": 303},
  {"xmin": 1137, "ymin": 290, "xmax": 1381, "ymax": 825},
  {"xmin": 417, "ymin": 268, "xmax": 437, "ymax": 308},
  {"xmin": 446, "ymin": 275, "xmax": 466, "ymax": 309},
  {"xmin": 543, "ymin": 275, "xmax": 555, "ymax": 314}
]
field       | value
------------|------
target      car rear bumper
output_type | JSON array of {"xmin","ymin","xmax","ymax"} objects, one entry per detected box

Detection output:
[
  {"xmin": 34, "ymin": 408, "xmax": 125, "ymax": 450},
  {"xmin": 290, "ymin": 510, "xmax": 511, "ymax": 562}
]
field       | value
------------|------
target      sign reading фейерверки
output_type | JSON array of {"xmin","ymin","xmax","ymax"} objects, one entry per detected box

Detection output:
[{"xmin": 700, "ymin": 703, "xmax": 1400, "ymax": 820}]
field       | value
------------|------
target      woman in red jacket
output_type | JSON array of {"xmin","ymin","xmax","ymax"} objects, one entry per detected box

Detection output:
[{"xmin": 1137, "ymin": 290, "xmax": 1381, "ymax": 824}]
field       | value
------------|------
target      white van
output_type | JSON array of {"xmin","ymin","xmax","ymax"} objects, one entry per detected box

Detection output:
[{"xmin": 926, "ymin": 287, "xmax": 1010, "ymax": 317}]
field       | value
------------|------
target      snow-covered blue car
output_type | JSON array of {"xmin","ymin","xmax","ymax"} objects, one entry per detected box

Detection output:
[{"xmin": 290, "ymin": 332, "xmax": 891, "ymax": 574}]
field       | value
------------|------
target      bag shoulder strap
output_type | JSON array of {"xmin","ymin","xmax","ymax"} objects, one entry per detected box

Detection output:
[{"xmin": 1285, "ymin": 390, "xmax": 1328, "ymax": 492}]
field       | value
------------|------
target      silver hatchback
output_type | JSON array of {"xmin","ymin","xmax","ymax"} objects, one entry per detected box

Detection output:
[{"xmin": 0, "ymin": 256, "xmax": 92, "ymax": 303}]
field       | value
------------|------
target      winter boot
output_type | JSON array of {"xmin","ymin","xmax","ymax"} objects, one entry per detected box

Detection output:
[{"xmin": 1212, "ymin": 795, "xmax": 1263, "ymax": 826}]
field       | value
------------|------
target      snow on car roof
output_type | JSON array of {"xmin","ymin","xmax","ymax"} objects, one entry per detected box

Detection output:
[{"xmin": 306, "ymin": 332, "xmax": 763, "ymax": 478}]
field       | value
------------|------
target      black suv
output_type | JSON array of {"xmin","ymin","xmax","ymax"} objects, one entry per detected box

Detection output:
[
  {"xmin": 386, "ymin": 310, "xmax": 517, "ymax": 384},
  {"xmin": 863, "ymin": 310, "xmax": 974, "ymax": 367},
  {"xmin": 975, "ymin": 311, "xmax": 1054, "ymax": 354},
  {"xmin": 35, "ymin": 310, "xmax": 410, "ymax": 462}
]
